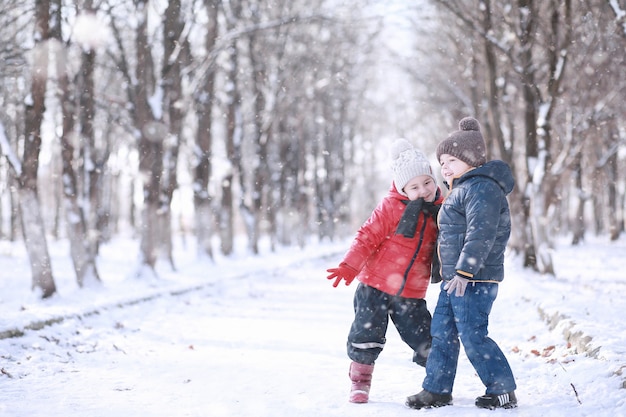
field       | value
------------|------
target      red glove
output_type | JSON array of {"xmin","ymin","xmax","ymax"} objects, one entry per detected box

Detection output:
[{"xmin": 326, "ymin": 263, "xmax": 359, "ymax": 287}]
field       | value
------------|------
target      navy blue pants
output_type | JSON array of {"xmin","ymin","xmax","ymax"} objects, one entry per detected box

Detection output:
[{"xmin": 347, "ymin": 283, "xmax": 432, "ymax": 366}]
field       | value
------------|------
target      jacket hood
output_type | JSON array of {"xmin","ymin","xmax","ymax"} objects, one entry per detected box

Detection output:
[
  {"xmin": 458, "ymin": 160, "xmax": 515, "ymax": 195},
  {"xmin": 388, "ymin": 182, "xmax": 405, "ymax": 200}
]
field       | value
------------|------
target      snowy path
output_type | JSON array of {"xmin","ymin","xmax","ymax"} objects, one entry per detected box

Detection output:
[{"xmin": 0, "ymin": 246, "xmax": 624, "ymax": 416}]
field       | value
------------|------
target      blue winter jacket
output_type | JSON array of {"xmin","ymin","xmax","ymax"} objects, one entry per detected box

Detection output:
[{"xmin": 437, "ymin": 160, "xmax": 515, "ymax": 283}]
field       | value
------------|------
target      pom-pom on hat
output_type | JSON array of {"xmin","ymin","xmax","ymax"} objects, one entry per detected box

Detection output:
[
  {"xmin": 390, "ymin": 138, "xmax": 436, "ymax": 196},
  {"xmin": 436, "ymin": 117, "xmax": 487, "ymax": 167}
]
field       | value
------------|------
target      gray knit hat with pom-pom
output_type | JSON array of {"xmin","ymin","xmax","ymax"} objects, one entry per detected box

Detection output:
[
  {"xmin": 390, "ymin": 138, "xmax": 436, "ymax": 196},
  {"xmin": 436, "ymin": 117, "xmax": 487, "ymax": 167}
]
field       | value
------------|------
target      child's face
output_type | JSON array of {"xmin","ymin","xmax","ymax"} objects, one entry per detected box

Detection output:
[
  {"xmin": 439, "ymin": 154, "xmax": 472, "ymax": 183},
  {"xmin": 403, "ymin": 175, "xmax": 437, "ymax": 202}
]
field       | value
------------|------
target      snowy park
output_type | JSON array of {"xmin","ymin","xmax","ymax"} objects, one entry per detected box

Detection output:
[{"xmin": 0, "ymin": 2, "xmax": 624, "ymax": 416}]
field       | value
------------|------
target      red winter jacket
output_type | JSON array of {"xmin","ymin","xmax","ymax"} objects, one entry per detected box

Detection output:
[{"xmin": 341, "ymin": 183, "xmax": 442, "ymax": 299}]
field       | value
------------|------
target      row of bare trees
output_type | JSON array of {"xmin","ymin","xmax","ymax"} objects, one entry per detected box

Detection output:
[
  {"xmin": 405, "ymin": 0, "xmax": 625, "ymax": 275},
  {"xmin": 0, "ymin": 0, "xmax": 623, "ymax": 298},
  {"xmin": 0, "ymin": 0, "xmax": 381, "ymax": 297}
]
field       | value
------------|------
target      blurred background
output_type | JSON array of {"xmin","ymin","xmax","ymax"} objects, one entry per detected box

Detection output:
[{"xmin": 0, "ymin": 0, "xmax": 624, "ymax": 296}]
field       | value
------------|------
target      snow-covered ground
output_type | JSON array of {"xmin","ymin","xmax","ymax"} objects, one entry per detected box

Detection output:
[{"xmin": 0, "ymin": 234, "xmax": 625, "ymax": 416}]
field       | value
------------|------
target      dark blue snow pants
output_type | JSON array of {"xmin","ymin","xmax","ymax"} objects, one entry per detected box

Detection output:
[
  {"xmin": 422, "ymin": 282, "xmax": 517, "ymax": 395},
  {"xmin": 347, "ymin": 283, "xmax": 432, "ymax": 366}
]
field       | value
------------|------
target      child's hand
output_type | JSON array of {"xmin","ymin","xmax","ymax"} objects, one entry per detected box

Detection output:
[
  {"xmin": 326, "ymin": 263, "xmax": 358, "ymax": 287},
  {"xmin": 444, "ymin": 275, "xmax": 469, "ymax": 297}
]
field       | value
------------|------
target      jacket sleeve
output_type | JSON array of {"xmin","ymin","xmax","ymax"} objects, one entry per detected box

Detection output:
[
  {"xmin": 342, "ymin": 198, "xmax": 396, "ymax": 272},
  {"xmin": 455, "ymin": 180, "xmax": 503, "ymax": 278}
]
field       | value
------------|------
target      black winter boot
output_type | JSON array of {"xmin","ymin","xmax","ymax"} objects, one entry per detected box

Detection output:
[
  {"xmin": 406, "ymin": 390, "xmax": 452, "ymax": 409},
  {"xmin": 475, "ymin": 391, "xmax": 517, "ymax": 409}
]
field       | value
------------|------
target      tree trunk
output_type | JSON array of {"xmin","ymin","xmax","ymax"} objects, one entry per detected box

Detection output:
[
  {"xmin": 194, "ymin": 204, "xmax": 214, "ymax": 259},
  {"xmin": 605, "ymin": 119, "xmax": 621, "ymax": 241},
  {"xmin": 58, "ymin": 59, "xmax": 101, "ymax": 287},
  {"xmin": 570, "ymin": 150, "xmax": 585, "ymax": 245},
  {"xmin": 139, "ymin": 202, "xmax": 159, "ymax": 277},
  {"xmin": 19, "ymin": 189, "xmax": 56, "ymax": 297},
  {"xmin": 221, "ymin": 0, "xmax": 242, "ymax": 256},
  {"xmin": 134, "ymin": 0, "xmax": 162, "ymax": 275},
  {"xmin": 9, "ymin": 172, "xmax": 19, "ymax": 242},
  {"xmin": 247, "ymin": 27, "xmax": 268, "ymax": 255},
  {"xmin": 80, "ymin": 47, "xmax": 103, "ymax": 259},
  {"xmin": 518, "ymin": 0, "xmax": 557, "ymax": 275},
  {"xmin": 52, "ymin": 0, "xmax": 101, "ymax": 287},
  {"xmin": 481, "ymin": 0, "xmax": 507, "ymax": 162},
  {"xmin": 137, "ymin": 134, "xmax": 163, "ymax": 273},
  {"xmin": 19, "ymin": 0, "xmax": 56, "ymax": 298},
  {"xmin": 219, "ymin": 173, "xmax": 234, "ymax": 255},
  {"xmin": 192, "ymin": 0, "xmax": 221, "ymax": 260},
  {"xmin": 159, "ymin": 0, "xmax": 186, "ymax": 270}
]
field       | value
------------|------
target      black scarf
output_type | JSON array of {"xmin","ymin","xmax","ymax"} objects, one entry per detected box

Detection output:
[{"xmin": 395, "ymin": 195, "xmax": 440, "ymax": 238}]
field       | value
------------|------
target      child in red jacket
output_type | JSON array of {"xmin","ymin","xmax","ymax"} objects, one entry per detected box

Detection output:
[{"xmin": 327, "ymin": 138, "xmax": 443, "ymax": 403}]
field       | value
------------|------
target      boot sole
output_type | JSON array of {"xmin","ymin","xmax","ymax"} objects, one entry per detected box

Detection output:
[
  {"xmin": 406, "ymin": 401, "xmax": 452, "ymax": 410},
  {"xmin": 350, "ymin": 389, "xmax": 369, "ymax": 403},
  {"xmin": 476, "ymin": 402, "xmax": 518, "ymax": 410}
]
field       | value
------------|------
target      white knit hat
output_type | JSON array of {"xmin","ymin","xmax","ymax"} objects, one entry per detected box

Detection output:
[{"xmin": 390, "ymin": 138, "xmax": 436, "ymax": 196}]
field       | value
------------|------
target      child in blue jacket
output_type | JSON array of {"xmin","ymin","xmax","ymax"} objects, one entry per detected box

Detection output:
[{"xmin": 406, "ymin": 117, "xmax": 518, "ymax": 410}]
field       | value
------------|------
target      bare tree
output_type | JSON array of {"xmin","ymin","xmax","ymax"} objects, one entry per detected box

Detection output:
[
  {"xmin": 108, "ymin": 0, "xmax": 163, "ymax": 276},
  {"xmin": 51, "ymin": 0, "xmax": 101, "ymax": 287},
  {"xmin": 191, "ymin": 0, "xmax": 221, "ymax": 260},
  {"xmin": 17, "ymin": 0, "xmax": 56, "ymax": 297},
  {"xmin": 244, "ymin": 1, "xmax": 273, "ymax": 255},
  {"xmin": 158, "ymin": 0, "xmax": 189, "ymax": 269},
  {"xmin": 0, "ymin": 2, "xmax": 28, "ymax": 244},
  {"xmin": 218, "ymin": 0, "xmax": 245, "ymax": 256},
  {"xmin": 566, "ymin": 0, "xmax": 626, "ymax": 242}
]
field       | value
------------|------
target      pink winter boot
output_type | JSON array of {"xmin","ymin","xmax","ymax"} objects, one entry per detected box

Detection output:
[{"xmin": 348, "ymin": 361, "xmax": 374, "ymax": 403}]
